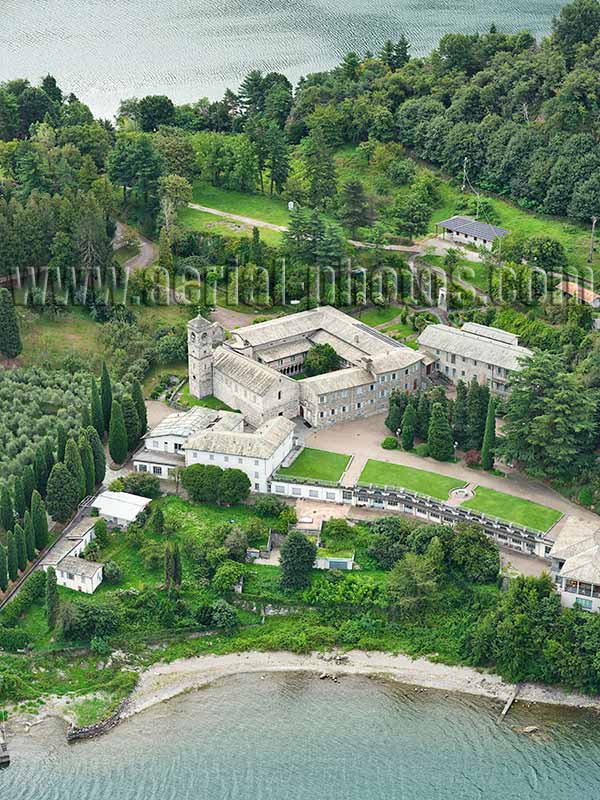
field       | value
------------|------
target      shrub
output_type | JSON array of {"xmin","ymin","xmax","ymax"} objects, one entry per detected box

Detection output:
[
  {"xmin": 0, "ymin": 569, "xmax": 46, "ymax": 628},
  {"xmin": 464, "ymin": 449, "xmax": 481, "ymax": 467},
  {"xmin": 579, "ymin": 486, "xmax": 594, "ymax": 507},
  {"xmin": 414, "ymin": 443, "xmax": 430, "ymax": 457},
  {"xmin": 381, "ymin": 436, "xmax": 398, "ymax": 450},
  {"xmin": 0, "ymin": 626, "xmax": 29, "ymax": 652},
  {"xmin": 121, "ymin": 472, "xmax": 161, "ymax": 499},
  {"xmin": 90, "ymin": 636, "xmax": 112, "ymax": 657},
  {"xmin": 253, "ymin": 496, "xmax": 287, "ymax": 518},
  {"xmin": 212, "ymin": 560, "xmax": 244, "ymax": 594},
  {"xmin": 103, "ymin": 561, "xmax": 123, "ymax": 584},
  {"xmin": 211, "ymin": 599, "xmax": 238, "ymax": 629}
]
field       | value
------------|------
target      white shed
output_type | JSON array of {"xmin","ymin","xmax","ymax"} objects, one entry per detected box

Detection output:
[
  {"xmin": 92, "ymin": 491, "xmax": 152, "ymax": 528},
  {"xmin": 56, "ymin": 556, "xmax": 103, "ymax": 594}
]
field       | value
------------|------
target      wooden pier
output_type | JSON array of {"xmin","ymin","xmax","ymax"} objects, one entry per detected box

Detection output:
[{"xmin": 498, "ymin": 685, "xmax": 520, "ymax": 723}]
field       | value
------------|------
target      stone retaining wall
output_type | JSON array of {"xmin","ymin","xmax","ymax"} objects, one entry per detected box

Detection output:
[{"xmin": 66, "ymin": 698, "xmax": 130, "ymax": 742}]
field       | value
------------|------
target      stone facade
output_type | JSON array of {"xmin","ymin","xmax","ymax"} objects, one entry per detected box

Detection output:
[{"xmin": 187, "ymin": 316, "xmax": 225, "ymax": 398}]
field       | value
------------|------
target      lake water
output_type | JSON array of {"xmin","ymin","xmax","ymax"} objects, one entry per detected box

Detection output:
[
  {"xmin": 0, "ymin": 0, "xmax": 564, "ymax": 118},
  {"xmin": 4, "ymin": 672, "xmax": 600, "ymax": 799}
]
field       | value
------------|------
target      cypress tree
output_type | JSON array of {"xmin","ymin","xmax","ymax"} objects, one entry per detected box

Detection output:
[
  {"xmin": 481, "ymin": 396, "xmax": 496, "ymax": 471},
  {"xmin": 64, "ymin": 438, "xmax": 86, "ymax": 501},
  {"xmin": 78, "ymin": 434, "xmax": 96, "ymax": 495},
  {"xmin": 0, "ymin": 544, "xmax": 7, "ymax": 592},
  {"xmin": 33, "ymin": 445, "xmax": 49, "ymax": 496},
  {"xmin": 22, "ymin": 464, "xmax": 35, "ymax": 508},
  {"xmin": 416, "ymin": 393, "xmax": 430, "ymax": 441},
  {"xmin": 173, "ymin": 542, "xmax": 182, "ymax": 587},
  {"xmin": 131, "ymin": 379, "xmax": 148, "ymax": 435},
  {"xmin": 7, "ymin": 531, "xmax": 18, "ymax": 582},
  {"xmin": 164, "ymin": 543, "xmax": 174, "ymax": 590},
  {"xmin": 90, "ymin": 376, "xmax": 105, "ymax": 438},
  {"xmin": 24, "ymin": 510, "xmax": 36, "ymax": 561},
  {"xmin": 108, "ymin": 400, "xmax": 128, "ymax": 464},
  {"xmin": 46, "ymin": 566, "xmax": 59, "ymax": 630},
  {"xmin": 82, "ymin": 403, "xmax": 91, "ymax": 428},
  {"xmin": 86, "ymin": 426, "xmax": 106, "ymax": 485},
  {"xmin": 15, "ymin": 522, "xmax": 27, "ymax": 571},
  {"xmin": 428, "ymin": 402, "xmax": 455, "ymax": 462},
  {"xmin": 401, "ymin": 403, "xmax": 416, "ymax": 450},
  {"xmin": 44, "ymin": 437, "xmax": 55, "ymax": 476},
  {"xmin": 31, "ymin": 490, "xmax": 49, "ymax": 550},
  {"xmin": 101, "ymin": 362, "xmax": 113, "ymax": 431},
  {"xmin": 0, "ymin": 288, "xmax": 22, "ymax": 359},
  {"xmin": 122, "ymin": 395, "xmax": 141, "ymax": 451},
  {"xmin": 12, "ymin": 475, "xmax": 26, "ymax": 519},
  {"xmin": 0, "ymin": 485, "xmax": 14, "ymax": 532},
  {"xmin": 453, "ymin": 380, "xmax": 469, "ymax": 449},
  {"xmin": 46, "ymin": 463, "xmax": 80, "ymax": 524},
  {"xmin": 467, "ymin": 379, "xmax": 489, "ymax": 450},
  {"xmin": 56, "ymin": 422, "xmax": 67, "ymax": 463}
]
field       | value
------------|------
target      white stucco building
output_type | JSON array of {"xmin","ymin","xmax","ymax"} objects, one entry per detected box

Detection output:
[
  {"xmin": 187, "ymin": 306, "xmax": 429, "ymax": 428},
  {"xmin": 92, "ymin": 491, "xmax": 152, "ymax": 528},
  {"xmin": 417, "ymin": 322, "xmax": 532, "ymax": 394},
  {"xmin": 550, "ymin": 517, "xmax": 600, "ymax": 612},
  {"xmin": 40, "ymin": 518, "xmax": 103, "ymax": 594},
  {"xmin": 435, "ymin": 216, "xmax": 509, "ymax": 251},
  {"xmin": 133, "ymin": 407, "xmax": 297, "ymax": 494},
  {"xmin": 56, "ymin": 556, "xmax": 103, "ymax": 594}
]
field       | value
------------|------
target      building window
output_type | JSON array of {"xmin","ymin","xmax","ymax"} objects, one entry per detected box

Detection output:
[
  {"xmin": 209, "ymin": 454, "xmax": 215, "ymax": 461},
  {"xmin": 278, "ymin": 391, "xmax": 282, "ymax": 400},
  {"xmin": 138, "ymin": 464, "xmax": 147, "ymax": 473},
  {"xmin": 309, "ymin": 490, "xmax": 318, "ymax": 498},
  {"xmin": 153, "ymin": 466, "xmax": 162, "ymax": 475},
  {"xmin": 576, "ymin": 597, "xmax": 593, "ymax": 610}
]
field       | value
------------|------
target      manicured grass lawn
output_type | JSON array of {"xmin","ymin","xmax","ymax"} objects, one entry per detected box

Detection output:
[
  {"xmin": 354, "ymin": 306, "xmax": 402, "ymax": 327},
  {"xmin": 462, "ymin": 486, "xmax": 562, "ymax": 532},
  {"xmin": 359, "ymin": 459, "xmax": 466, "ymax": 500},
  {"xmin": 179, "ymin": 383, "xmax": 239, "ymax": 412},
  {"xmin": 191, "ymin": 180, "xmax": 291, "ymax": 226},
  {"xmin": 382, "ymin": 322, "xmax": 414, "ymax": 338},
  {"xmin": 277, "ymin": 447, "xmax": 351, "ymax": 482},
  {"xmin": 179, "ymin": 206, "xmax": 283, "ymax": 247},
  {"xmin": 421, "ymin": 253, "xmax": 491, "ymax": 293},
  {"xmin": 142, "ymin": 362, "xmax": 187, "ymax": 397}
]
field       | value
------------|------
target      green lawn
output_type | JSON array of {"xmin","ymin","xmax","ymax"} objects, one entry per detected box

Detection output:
[
  {"xmin": 462, "ymin": 486, "xmax": 562, "ymax": 532},
  {"xmin": 114, "ymin": 244, "xmax": 140, "ymax": 266},
  {"xmin": 179, "ymin": 206, "xmax": 283, "ymax": 247},
  {"xmin": 277, "ymin": 448, "xmax": 351, "ymax": 483},
  {"xmin": 354, "ymin": 306, "xmax": 402, "ymax": 327},
  {"xmin": 191, "ymin": 180, "xmax": 291, "ymax": 226},
  {"xmin": 382, "ymin": 322, "xmax": 415, "ymax": 338},
  {"xmin": 179, "ymin": 383, "xmax": 239, "ymax": 412},
  {"xmin": 359, "ymin": 459, "xmax": 466, "ymax": 500}
]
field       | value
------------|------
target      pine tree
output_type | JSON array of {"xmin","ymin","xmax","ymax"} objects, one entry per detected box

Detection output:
[
  {"xmin": 131, "ymin": 379, "xmax": 147, "ymax": 436},
  {"xmin": 0, "ymin": 485, "xmax": 14, "ymax": 532},
  {"xmin": 14, "ymin": 522, "xmax": 27, "ymax": 571},
  {"xmin": 7, "ymin": 531, "xmax": 18, "ymax": 582},
  {"xmin": 100, "ymin": 362, "xmax": 113, "ymax": 431},
  {"xmin": 385, "ymin": 393, "xmax": 408, "ymax": 434},
  {"xmin": 12, "ymin": 475, "xmax": 26, "ymax": 519},
  {"xmin": 109, "ymin": 401, "xmax": 128, "ymax": 464},
  {"xmin": 481, "ymin": 396, "xmax": 496, "ymax": 471},
  {"xmin": 22, "ymin": 464, "xmax": 35, "ymax": 507},
  {"xmin": 33, "ymin": 445, "xmax": 49, "ymax": 496},
  {"xmin": 339, "ymin": 180, "xmax": 368, "ymax": 236},
  {"xmin": 121, "ymin": 395, "xmax": 141, "ymax": 451},
  {"xmin": 46, "ymin": 463, "xmax": 80, "ymax": 524},
  {"xmin": 56, "ymin": 421, "xmax": 67, "ymax": 463},
  {"xmin": 86, "ymin": 426, "xmax": 106, "ymax": 485},
  {"xmin": 90, "ymin": 376, "xmax": 105, "ymax": 438},
  {"xmin": 46, "ymin": 566, "xmax": 59, "ymax": 629},
  {"xmin": 428, "ymin": 402, "xmax": 455, "ymax": 462},
  {"xmin": 24, "ymin": 510, "xmax": 35, "ymax": 560},
  {"xmin": 0, "ymin": 288, "xmax": 22, "ymax": 359},
  {"xmin": 453, "ymin": 380, "xmax": 469, "ymax": 449},
  {"xmin": 401, "ymin": 404, "xmax": 417, "ymax": 450},
  {"xmin": 0, "ymin": 544, "xmax": 7, "ymax": 592},
  {"xmin": 64, "ymin": 438, "xmax": 86, "ymax": 501},
  {"xmin": 466, "ymin": 379, "xmax": 489, "ymax": 450},
  {"xmin": 31, "ymin": 490, "xmax": 49, "ymax": 550},
  {"xmin": 78, "ymin": 434, "xmax": 96, "ymax": 495}
]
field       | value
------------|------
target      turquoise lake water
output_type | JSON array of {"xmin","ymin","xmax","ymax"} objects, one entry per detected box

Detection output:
[
  {"xmin": 0, "ymin": 0, "xmax": 564, "ymax": 117},
  {"xmin": 4, "ymin": 672, "xmax": 600, "ymax": 799}
]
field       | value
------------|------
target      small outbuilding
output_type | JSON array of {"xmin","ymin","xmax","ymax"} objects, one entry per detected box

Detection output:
[
  {"xmin": 92, "ymin": 491, "xmax": 152, "ymax": 528},
  {"xmin": 56, "ymin": 556, "xmax": 103, "ymax": 594},
  {"xmin": 557, "ymin": 280, "xmax": 600, "ymax": 309},
  {"xmin": 435, "ymin": 216, "xmax": 509, "ymax": 250}
]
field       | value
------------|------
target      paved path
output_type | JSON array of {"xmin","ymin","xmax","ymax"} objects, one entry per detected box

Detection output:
[
  {"xmin": 187, "ymin": 204, "xmax": 421, "ymax": 253},
  {"xmin": 305, "ymin": 413, "xmax": 599, "ymax": 528},
  {"xmin": 211, "ymin": 306, "xmax": 258, "ymax": 329},
  {"xmin": 113, "ymin": 221, "xmax": 158, "ymax": 270}
]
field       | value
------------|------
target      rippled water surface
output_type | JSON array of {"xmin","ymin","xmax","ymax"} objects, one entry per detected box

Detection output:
[
  {"xmin": 1, "ymin": 0, "xmax": 563, "ymax": 116},
  {"xmin": 4, "ymin": 673, "xmax": 600, "ymax": 799}
]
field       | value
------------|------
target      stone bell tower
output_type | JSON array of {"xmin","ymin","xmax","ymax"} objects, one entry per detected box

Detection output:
[{"xmin": 187, "ymin": 315, "xmax": 224, "ymax": 399}]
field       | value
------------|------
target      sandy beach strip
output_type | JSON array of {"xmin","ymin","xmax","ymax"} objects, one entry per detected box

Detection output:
[{"xmin": 123, "ymin": 649, "xmax": 600, "ymax": 719}]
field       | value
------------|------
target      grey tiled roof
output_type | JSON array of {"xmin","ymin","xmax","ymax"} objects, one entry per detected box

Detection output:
[
  {"xmin": 417, "ymin": 324, "xmax": 531, "ymax": 372},
  {"xmin": 437, "ymin": 216, "xmax": 509, "ymax": 241}
]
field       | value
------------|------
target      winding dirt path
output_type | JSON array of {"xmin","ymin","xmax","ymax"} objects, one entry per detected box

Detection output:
[{"xmin": 114, "ymin": 222, "xmax": 158, "ymax": 270}]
